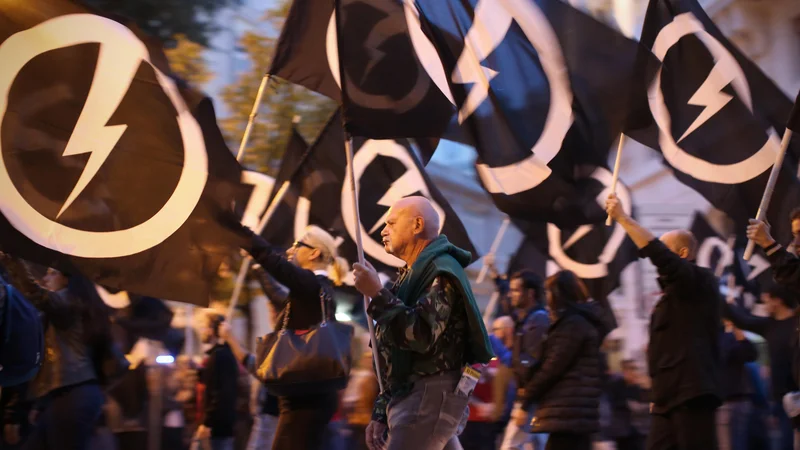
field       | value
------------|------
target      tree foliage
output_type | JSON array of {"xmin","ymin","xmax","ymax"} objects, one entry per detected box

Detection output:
[
  {"xmin": 165, "ymin": 34, "xmax": 214, "ymax": 88},
  {"xmin": 83, "ymin": 0, "xmax": 242, "ymax": 46},
  {"xmin": 220, "ymin": 1, "xmax": 337, "ymax": 175}
]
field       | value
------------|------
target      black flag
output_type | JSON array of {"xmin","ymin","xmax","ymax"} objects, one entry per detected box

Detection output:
[
  {"xmin": 689, "ymin": 212, "xmax": 772, "ymax": 309},
  {"xmin": 410, "ymin": 0, "xmax": 655, "ymax": 228},
  {"xmin": 511, "ymin": 171, "xmax": 638, "ymax": 318},
  {"xmin": 0, "ymin": 0, "xmax": 248, "ymax": 305},
  {"xmin": 630, "ymin": 0, "xmax": 800, "ymax": 246},
  {"xmin": 268, "ymin": 0, "xmax": 453, "ymax": 147},
  {"xmin": 789, "ymin": 92, "xmax": 800, "ymax": 133},
  {"xmin": 262, "ymin": 110, "xmax": 477, "ymax": 280}
]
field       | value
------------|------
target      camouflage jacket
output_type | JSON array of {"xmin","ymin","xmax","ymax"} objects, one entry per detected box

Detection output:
[{"xmin": 367, "ymin": 271, "xmax": 468, "ymax": 424}]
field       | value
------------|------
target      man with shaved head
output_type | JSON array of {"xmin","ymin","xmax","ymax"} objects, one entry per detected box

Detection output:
[
  {"xmin": 353, "ymin": 196, "xmax": 493, "ymax": 450},
  {"xmin": 607, "ymin": 194, "xmax": 722, "ymax": 450}
]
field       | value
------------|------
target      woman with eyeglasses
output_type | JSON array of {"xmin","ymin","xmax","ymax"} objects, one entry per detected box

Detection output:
[{"xmin": 220, "ymin": 225, "xmax": 348, "ymax": 450}]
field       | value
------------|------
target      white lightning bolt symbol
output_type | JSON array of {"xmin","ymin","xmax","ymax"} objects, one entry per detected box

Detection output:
[
  {"xmin": 678, "ymin": 58, "xmax": 736, "ymax": 143},
  {"xmin": 57, "ymin": 42, "xmax": 141, "ymax": 218},
  {"xmin": 369, "ymin": 170, "xmax": 423, "ymax": 234},
  {"xmin": 451, "ymin": 0, "xmax": 512, "ymax": 124},
  {"xmin": 746, "ymin": 254, "xmax": 770, "ymax": 281}
]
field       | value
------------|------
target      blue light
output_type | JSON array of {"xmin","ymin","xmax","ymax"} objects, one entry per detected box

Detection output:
[{"xmin": 156, "ymin": 355, "xmax": 174, "ymax": 364}]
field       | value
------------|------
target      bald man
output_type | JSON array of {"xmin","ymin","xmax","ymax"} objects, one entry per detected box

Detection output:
[
  {"xmin": 607, "ymin": 194, "xmax": 722, "ymax": 450},
  {"xmin": 353, "ymin": 196, "xmax": 493, "ymax": 450}
]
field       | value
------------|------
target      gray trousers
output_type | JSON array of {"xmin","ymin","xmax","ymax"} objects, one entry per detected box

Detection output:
[{"xmin": 386, "ymin": 373, "xmax": 469, "ymax": 450}]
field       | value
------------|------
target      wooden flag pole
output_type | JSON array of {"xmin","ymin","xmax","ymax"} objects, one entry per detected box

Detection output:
[
  {"xmin": 476, "ymin": 217, "xmax": 511, "ymax": 284},
  {"xmin": 344, "ymin": 137, "xmax": 385, "ymax": 393},
  {"xmin": 225, "ymin": 180, "xmax": 292, "ymax": 321},
  {"xmin": 743, "ymin": 129, "xmax": 794, "ymax": 260},
  {"xmin": 606, "ymin": 134, "xmax": 626, "ymax": 226},
  {"xmin": 482, "ymin": 291, "xmax": 500, "ymax": 327},
  {"xmin": 236, "ymin": 75, "xmax": 271, "ymax": 161}
]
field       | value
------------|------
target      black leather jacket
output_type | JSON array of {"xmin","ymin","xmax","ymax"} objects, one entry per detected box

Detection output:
[{"xmin": 0, "ymin": 256, "xmax": 97, "ymax": 399}]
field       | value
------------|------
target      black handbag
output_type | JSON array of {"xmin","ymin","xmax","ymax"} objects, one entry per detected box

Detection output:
[{"xmin": 258, "ymin": 289, "xmax": 354, "ymax": 396}]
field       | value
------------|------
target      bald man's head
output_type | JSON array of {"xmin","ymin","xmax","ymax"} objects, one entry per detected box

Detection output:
[
  {"xmin": 380, "ymin": 196, "xmax": 440, "ymax": 261},
  {"xmin": 660, "ymin": 229, "xmax": 698, "ymax": 260}
]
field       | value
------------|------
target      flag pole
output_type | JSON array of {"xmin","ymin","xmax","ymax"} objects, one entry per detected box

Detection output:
[
  {"xmin": 482, "ymin": 291, "xmax": 500, "ymax": 327},
  {"xmin": 745, "ymin": 92, "xmax": 800, "ymax": 260},
  {"xmin": 225, "ymin": 180, "xmax": 293, "ymax": 321},
  {"xmin": 606, "ymin": 134, "xmax": 626, "ymax": 226},
  {"xmin": 344, "ymin": 136, "xmax": 385, "ymax": 393},
  {"xmin": 476, "ymin": 217, "xmax": 511, "ymax": 284},
  {"xmin": 236, "ymin": 74, "xmax": 271, "ymax": 161},
  {"xmin": 743, "ymin": 129, "xmax": 794, "ymax": 260}
]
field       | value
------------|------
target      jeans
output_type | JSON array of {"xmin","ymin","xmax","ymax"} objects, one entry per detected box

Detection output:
[
  {"xmin": 23, "ymin": 383, "xmax": 105, "ymax": 450},
  {"xmin": 247, "ymin": 414, "xmax": 278, "ymax": 450},
  {"xmin": 385, "ymin": 373, "xmax": 469, "ymax": 450},
  {"xmin": 716, "ymin": 400, "xmax": 751, "ymax": 450},
  {"xmin": 210, "ymin": 437, "xmax": 234, "ymax": 450},
  {"xmin": 499, "ymin": 403, "xmax": 547, "ymax": 450},
  {"xmin": 774, "ymin": 402, "xmax": 800, "ymax": 450}
]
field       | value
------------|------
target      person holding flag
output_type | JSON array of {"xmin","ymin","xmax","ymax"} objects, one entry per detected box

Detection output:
[{"xmin": 352, "ymin": 196, "xmax": 493, "ymax": 450}]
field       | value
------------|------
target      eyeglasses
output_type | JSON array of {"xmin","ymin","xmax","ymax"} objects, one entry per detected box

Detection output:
[{"xmin": 292, "ymin": 241, "xmax": 315, "ymax": 250}]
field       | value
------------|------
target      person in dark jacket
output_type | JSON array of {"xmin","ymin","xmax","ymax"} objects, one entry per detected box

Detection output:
[
  {"xmin": 513, "ymin": 270, "xmax": 610, "ymax": 450},
  {"xmin": 495, "ymin": 269, "xmax": 550, "ymax": 450},
  {"xmin": 196, "ymin": 312, "xmax": 238, "ymax": 450},
  {"xmin": 717, "ymin": 321, "xmax": 758, "ymax": 450},
  {"xmin": 607, "ymin": 194, "xmax": 722, "ymax": 450},
  {"xmin": 221, "ymin": 224, "xmax": 348, "ymax": 450},
  {"xmin": 722, "ymin": 285, "xmax": 798, "ymax": 450},
  {"xmin": 0, "ymin": 256, "xmax": 110, "ymax": 450}
]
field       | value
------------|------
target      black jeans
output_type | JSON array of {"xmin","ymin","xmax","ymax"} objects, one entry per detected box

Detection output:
[
  {"xmin": 647, "ymin": 399, "xmax": 718, "ymax": 450},
  {"xmin": 271, "ymin": 391, "xmax": 338, "ymax": 450},
  {"xmin": 545, "ymin": 433, "xmax": 592, "ymax": 450},
  {"xmin": 23, "ymin": 382, "xmax": 105, "ymax": 450}
]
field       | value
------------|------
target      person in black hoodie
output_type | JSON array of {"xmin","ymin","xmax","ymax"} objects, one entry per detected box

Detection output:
[
  {"xmin": 220, "ymin": 224, "xmax": 348, "ymax": 450},
  {"xmin": 196, "ymin": 312, "xmax": 238, "ymax": 450},
  {"xmin": 607, "ymin": 194, "xmax": 722, "ymax": 450},
  {"xmin": 513, "ymin": 270, "xmax": 611, "ymax": 450}
]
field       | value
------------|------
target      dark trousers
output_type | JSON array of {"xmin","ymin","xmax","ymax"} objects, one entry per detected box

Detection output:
[
  {"xmin": 774, "ymin": 402, "xmax": 796, "ymax": 450},
  {"xmin": 647, "ymin": 400, "xmax": 718, "ymax": 450},
  {"xmin": 271, "ymin": 392, "xmax": 338, "ymax": 450},
  {"xmin": 460, "ymin": 421, "xmax": 498, "ymax": 450},
  {"xmin": 617, "ymin": 433, "xmax": 646, "ymax": 450},
  {"xmin": 23, "ymin": 383, "xmax": 105, "ymax": 450},
  {"xmin": 545, "ymin": 433, "xmax": 592, "ymax": 450}
]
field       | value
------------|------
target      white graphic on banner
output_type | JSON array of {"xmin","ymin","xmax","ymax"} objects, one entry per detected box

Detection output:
[
  {"xmin": 404, "ymin": 0, "xmax": 573, "ymax": 195},
  {"xmin": 0, "ymin": 14, "xmax": 207, "ymax": 258},
  {"xmin": 547, "ymin": 167, "xmax": 633, "ymax": 279},
  {"xmin": 649, "ymin": 12, "xmax": 780, "ymax": 184},
  {"xmin": 341, "ymin": 140, "xmax": 445, "ymax": 267}
]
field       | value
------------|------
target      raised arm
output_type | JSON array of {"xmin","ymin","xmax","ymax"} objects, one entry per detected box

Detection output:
[
  {"xmin": 746, "ymin": 219, "xmax": 800, "ymax": 287},
  {"xmin": 0, "ymin": 254, "xmax": 77, "ymax": 321},
  {"xmin": 250, "ymin": 264, "xmax": 289, "ymax": 310},
  {"xmin": 721, "ymin": 302, "xmax": 769, "ymax": 336}
]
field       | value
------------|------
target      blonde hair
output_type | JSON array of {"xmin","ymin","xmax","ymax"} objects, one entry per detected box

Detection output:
[{"xmin": 302, "ymin": 225, "xmax": 348, "ymax": 286}]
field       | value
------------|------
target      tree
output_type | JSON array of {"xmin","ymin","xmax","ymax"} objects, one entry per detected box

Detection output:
[
  {"xmin": 220, "ymin": 1, "xmax": 337, "ymax": 175},
  {"xmin": 165, "ymin": 34, "xmax": 214, "ymax": 88},
  {"xmin": 83, "ymin": 0, "xmax": 242, "ymax": 46}
]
